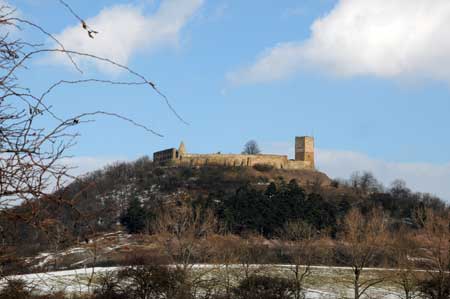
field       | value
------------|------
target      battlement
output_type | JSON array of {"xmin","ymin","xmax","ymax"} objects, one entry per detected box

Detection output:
[{"xmin": 153, "ymin": 137, "xmax": 315, "ymax": 170}]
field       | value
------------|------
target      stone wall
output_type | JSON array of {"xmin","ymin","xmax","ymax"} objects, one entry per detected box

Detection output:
[
  {"xmin": 177, "ymin": 153, "xmax": 313, "ymax": 170},
  {"xmin": 153, "ymin": 136, "xmax": 315, "ymax": 171},
  {"xmin": 153, "ymin": 148, "xmax": 178, "ymax": 164},
  {"xmin": 286, "ymin": 160, "xmax": 313, "ymax": 170},
  {"xmin": 295, "ymin": 136, "xmax": 315, "ymax": 169}
]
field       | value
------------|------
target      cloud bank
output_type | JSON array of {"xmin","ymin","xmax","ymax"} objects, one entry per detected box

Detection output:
[
  {"xmin": 228, "ymin": 0, "xmax": 450, "ymax": 85},
  {"xmin": 52, "ymin": 0, "xmax": 203, "ymax": 72},
  {"xmin": 61, "ymin": 156, "xmax": 128, "ymax": 178},
  {"xmin": 262, "ymin": 142, "xmax": 450, "ymax": 201},
  {"xmin": 317, "ymin": 149, "xmax": 450, "ymax": 201},
  {"xmin": 61, "ymin": 151, "xmax": 450, "ymax": 201}
]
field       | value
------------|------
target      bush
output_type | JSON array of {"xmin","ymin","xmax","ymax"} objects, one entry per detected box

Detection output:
[
  {"xmin": 330, "ymin": 179, "xmax": 340, "ymax": 188},
  {"xmin": 0, "ymin": 280, "xmax": 72, "ymax": 299},
  {"xmin": 118, "ymin": 265, "xmax": 191, "ymax": 299},
  {"xmin": 0, "ymin": 279, "xmax": 31, "ymax": 299},
  {"xmin": 92, "ymin": 271, "xmax": 127, "ymax": 299},
  {"xmin": 92, "ymin": 266, "xmax": 192, "ymax": 299},
  {"xmin": 233, "ymin": 275, "xmax": 292, "ymax": 299},
  {"xmin": 253, "ymin": 164, "xmax": 274, "ymax": 172},
  {"xmin": 419, "ymin": 276, "xmax": 450, "ymax": 299}
]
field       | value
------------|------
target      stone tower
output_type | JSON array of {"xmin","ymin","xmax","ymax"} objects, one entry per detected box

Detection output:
[
  {"xmin": 178, "ymin": 141, "xmax": 186, "ymax": 158},
  {"xmin": 295, "ymin": 136, "xmax": 315, "ymax": 168}
]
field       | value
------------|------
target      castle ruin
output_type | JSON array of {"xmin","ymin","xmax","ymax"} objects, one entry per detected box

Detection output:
[{"xmin": 153, "ymin": 136, "xmax": 315, "ymax": 170}]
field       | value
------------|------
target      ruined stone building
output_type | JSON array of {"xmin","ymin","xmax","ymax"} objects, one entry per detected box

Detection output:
[{"xmin": 153, "ymin": 136, "xmax": 315, "ymax": 170}]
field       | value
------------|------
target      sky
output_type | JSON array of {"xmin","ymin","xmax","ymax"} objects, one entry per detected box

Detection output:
[{"xmin": 10, "ymin": 0, "xmax": 450, "ymax": 200}]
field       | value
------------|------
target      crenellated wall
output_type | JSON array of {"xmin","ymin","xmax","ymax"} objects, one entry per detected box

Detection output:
[
  {"xmin": 153, "ymin": 137, "xmax": 315, "ymax": 171},
  {"xmin": 176, "ymin": 153, "xmax": 313, "ymax": 170}
]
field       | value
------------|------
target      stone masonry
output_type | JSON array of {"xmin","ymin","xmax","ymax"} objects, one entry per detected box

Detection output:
[{"xmin": 153, "ymin": 136, "xmax": 315, "ymax": 170}]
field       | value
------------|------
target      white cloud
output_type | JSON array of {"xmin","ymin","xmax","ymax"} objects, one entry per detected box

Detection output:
[
  {"xmin": 0, "ymin": 0, "xmax": 12, "ymax": 9},
  {"xmin": 53, "ymin": 151, "xmax": 450, "ymax": 201},
  {"xmin": 262, "ymin": 142, "xmax": 450, "ymax": 201},
  {"xmin": 228, "ymin": 0, "xmax": 450, "ymax": 85},
  {"xmin": 317, "ymin": 149, "xmax": 450, "ymax": 201},
  {"xmin": 61, "ymin": 156, "xmax": 128, "ymax": 178},
  {"xmin": 227, "ymin": 42, "xmax": 305, "ymax": 85},
  {"xmin": 52, "ymin": 0, "xmax": 203, "ymax": 72},
  {"xmin": 37, "ymin": 156, "xmax": 127, "ymax": 194}
]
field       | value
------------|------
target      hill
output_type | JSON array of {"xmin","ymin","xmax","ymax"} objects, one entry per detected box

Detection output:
[{"xmin": 1, "ymin": 156, "xmax": 448, "ymax": 274}]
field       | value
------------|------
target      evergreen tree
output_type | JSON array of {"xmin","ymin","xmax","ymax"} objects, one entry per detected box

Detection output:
[
  {"xmin": 121, "ymin": 196, "xmax": 148, "ymax": 234},
  {"xmin": 265, "ymin": 182, "xmax": 277, "ymax": 198}
]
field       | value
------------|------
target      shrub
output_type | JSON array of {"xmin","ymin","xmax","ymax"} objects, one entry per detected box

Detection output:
[
  {"xmin": 233, "ymin": 275, "xmax": 292, "ymax": 299},
  {"xmin": 0, "ymin": 280, "xmax": 70, "ymax": 299},
  {"xmin": 92, "ymin": 271, "xmax": 127, "ymax": 299},
  {"xmin": 330, "ymin": 179, "xmax": 340, "ymax": 188},
  {"xmin": 418, "ymin": 276, "xmax": 450, "ymax": 299},
  {"xmin": 118, "ymin": 265, "xmax": 191, "ymax": 299},
  {"xmin": 253, "ymin": 164, "xmax": 274, "ymax": 172},
  {"xmin": 0, "ymin": 279, "xmax": 31, "ymax": 299}
]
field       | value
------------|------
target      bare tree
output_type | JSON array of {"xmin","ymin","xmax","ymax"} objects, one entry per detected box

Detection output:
[
  {"xmin": 153, "ymin": 197, "xmax": 217, "ymax": 298},
  {"xmin": 209, "ymin": 234, "xmax": 241, "ymax": 299},
  {"xmin": 241, "ymin": 140, "xmax": 261, "ymax": 155},
  {"xmin": 349, "ymin": 171, "xmax": 383, "ymax": 196},
  {"xmin": 0, "ymin": 1, "xmax": 182, "ymax": 281},
  {"xmin": 415, "ymin": 209, "xmax": 450, "ymax": 299},
  {"xmin": 281, "ymin": 221, "xmax": 318, "ymax": 299},
  {"xmin": 154, "ymin": 197, "xmax": 216, "ymax": 270},
  {"xmin": 339, "ymin": 208, "xmax": 388, "ymax": 299},
  {"xmin": 390, "ymin": 228, "xmax": 422, "ymax": 299},
  {"xmin": 389, "ymin": 179, "xmax": 411, "ymax": 198},
  {"xmin": 236, "ymin": 234, "xmax": 267, "ymax": 280}
]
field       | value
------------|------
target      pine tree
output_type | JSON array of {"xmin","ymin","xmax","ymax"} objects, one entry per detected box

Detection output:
[{"xmin": 121, "ymin": 196, "xmax": 148, "ymax": 233}]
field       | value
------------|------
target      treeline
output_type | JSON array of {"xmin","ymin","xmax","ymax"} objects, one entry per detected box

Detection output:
[
  {"xmin": 0, "ymin": 157, "xmax": 449, "ymax": 298},
  {"xmin": 119, "ymin": 169, "xmax": 446, "ymax": 239},
  {"xmin": 0, "ymin": 157, "xmax": 446, "ymax": 260},
  {"xmin": 218, "ymin": 180, "xmax": 337, "ymax": 236},
  {"xmin": 2, "ymin": 205, "xmax": 450, "ymax": 299}
]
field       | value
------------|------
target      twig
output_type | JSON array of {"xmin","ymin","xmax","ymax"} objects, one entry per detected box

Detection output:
[{"xmin": 58, "ymin": 0, "xmax": 98, "ymax": 39}]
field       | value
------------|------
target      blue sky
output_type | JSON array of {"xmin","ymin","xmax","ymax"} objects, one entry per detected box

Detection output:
[{"xmin": 12, "ymin": 0, "xmax": 450, "ymax": 200}]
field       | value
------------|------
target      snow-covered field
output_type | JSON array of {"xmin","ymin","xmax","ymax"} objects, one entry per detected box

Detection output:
[
  {"xmin": 14, "ymin": 232, "xmax": 407, "ymax": 298},
  {"xmin": 6, "ymin": 267, "xmax": 118, "ymax": 294},
  {"xmin": 5, "ymin": 265, "xmax": 403, "ymax": 298}
]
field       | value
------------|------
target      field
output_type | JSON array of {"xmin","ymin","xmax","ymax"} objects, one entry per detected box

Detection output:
[{"xmin": 7, "ymin": 265, "xmax": 406, "ymax": 298}]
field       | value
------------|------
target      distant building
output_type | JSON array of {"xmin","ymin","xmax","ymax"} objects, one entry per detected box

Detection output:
[{"xmin": 153, "ymin": 136, "xmax": 315, "ymax": 170}]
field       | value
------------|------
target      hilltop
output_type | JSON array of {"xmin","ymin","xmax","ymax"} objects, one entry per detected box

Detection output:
[
  {"xmin": 0, "ymin": 154, "xmax": 449, "ymax": 299},
  {"xmin": 2, "ymin": 154, "xmax": 447, "ymax": 273}
]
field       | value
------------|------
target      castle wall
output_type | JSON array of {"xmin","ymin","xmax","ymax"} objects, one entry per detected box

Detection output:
[
  {"xmin": 153, "ymin": 136, "xmax": 315, "ymax": 171},
  {"xmin": 286, "ymin": 160, "xmax": 313, "ymax": 170},
  {"xmin": 153, "ymin": 148, "xmax": 177, "ymax": 164},
  {"xmin": 177, "ymin": 153, "xmax": 313, "ymax": 170}
]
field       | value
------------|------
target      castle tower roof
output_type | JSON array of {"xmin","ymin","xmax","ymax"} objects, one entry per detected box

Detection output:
[{"xmin": 178, "ymin": 141, "xmax": 186, "ymax": 156}]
